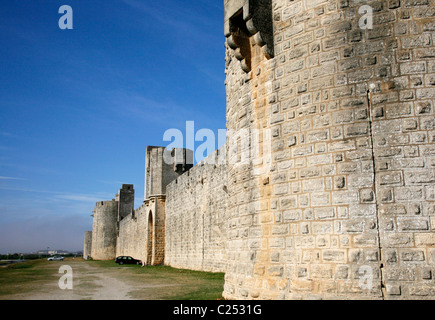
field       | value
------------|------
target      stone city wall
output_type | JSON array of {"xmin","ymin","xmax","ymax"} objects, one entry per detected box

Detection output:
[
  {"xmin": 116, "ymin": 197, "xmax": 166, "ymax": 265},
  {"xmin": 164, "ymin": 148, "xmax": 229, "ymax": 272},
  {"xmin": 85, "ymin": 0, "xmax": 435, "ymax": 300}
]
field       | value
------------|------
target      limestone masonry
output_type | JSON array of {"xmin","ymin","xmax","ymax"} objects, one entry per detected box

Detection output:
[{"xmin": 84, "ymin": 0, "xmax": 435, "ymax": 299}]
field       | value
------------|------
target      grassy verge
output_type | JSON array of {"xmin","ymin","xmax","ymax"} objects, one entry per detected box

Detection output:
[
  {"xmin": 0, "ymin": 259, "xmax": 59, "ymax": 297},
  {"xmin": 0, "ymin": 259, "xmax": 225, "ymax": 300},
  {"xmin": 88, "ymin": 260, "xmax": 225, "ymax": 300}
]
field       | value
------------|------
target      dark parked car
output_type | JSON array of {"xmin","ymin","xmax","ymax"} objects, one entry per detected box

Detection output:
[{"xmin": 115, "ymin": 256, "xmax": 142, "ymax": 265}]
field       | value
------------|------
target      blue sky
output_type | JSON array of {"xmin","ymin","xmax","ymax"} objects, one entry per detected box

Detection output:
[{"xmin": 0, "ymin": 0, "xmax": 226, "ymax": 253}]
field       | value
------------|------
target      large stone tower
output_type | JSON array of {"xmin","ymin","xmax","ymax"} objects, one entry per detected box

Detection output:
[
  {"xmin": 90, "ymin": 199, "xmax": 119, "ymax": 260},
  {"xmin": 223, "ymin": 0, "xmax": 435, "ymax": 300},
  {"xmin": 90, "ymin": 184, "xmax": 135, "ymax": 260}
]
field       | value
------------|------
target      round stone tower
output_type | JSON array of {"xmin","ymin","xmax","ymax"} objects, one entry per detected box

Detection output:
[
  {"xmin": 223, "ymin": 0, "xmax": 435, "ymax": 300},
  {"xmin": 90, "ymin": 200, "xmax": 118, "ymax": 260}
]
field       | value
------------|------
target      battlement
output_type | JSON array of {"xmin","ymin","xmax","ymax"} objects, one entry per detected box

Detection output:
[
  {"xmin": 121, "ymin": 184, "xmax": 133, "ymax": 191},
  {"xmin": 94, "ymin": 199, "xmax": 116, "ymax": 208},
  {"xmin": 144, "ymin": 146, "xmax": 193, "ymax": 200}
]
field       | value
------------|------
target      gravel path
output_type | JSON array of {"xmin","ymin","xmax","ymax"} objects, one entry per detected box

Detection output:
[
  {"xmin": 2, "ymin": 259, "xmax": 222, "ymax": 300},
  {"xmin": 8, "ymin": 261, "xmax": 137, "ymax": 300}
]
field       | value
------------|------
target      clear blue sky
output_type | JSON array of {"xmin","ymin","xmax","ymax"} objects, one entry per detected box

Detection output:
[{"xmin": 0, "ymin": 0, "xmax": 226, "ymax": 253}]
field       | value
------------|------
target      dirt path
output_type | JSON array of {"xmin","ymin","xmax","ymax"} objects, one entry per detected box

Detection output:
[
  {"xmin": 7, "ymin": 261, "xmax": 138, "ymax": 300},
  {"xmin": 1, "ymin": 259, "xmax": 224, "ymax": 300}
]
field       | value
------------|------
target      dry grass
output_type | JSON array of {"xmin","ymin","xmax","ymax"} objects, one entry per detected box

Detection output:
[
  {"xmin": 0, "ymin": 259, "xmax": 59, "ymax": 297},
  {"xmin": 88, "ymin": 260, "xmax": 225, "ymax": 300},
  {"xmin": 0, "ymin": 258, "xmax": 224, "ymax": 300}
]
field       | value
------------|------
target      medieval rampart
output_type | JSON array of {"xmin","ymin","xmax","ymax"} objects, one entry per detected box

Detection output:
[
  {"xmin": 85, "ymin": 0, "xmax": 435, "ymax": 300},
  {"xmin": 165, "ymin": 148, "xmax": 228, "ymax": 272},
  {"xmin": 222, "ymin": 0, "xmax": 435, "ymax": 300}
]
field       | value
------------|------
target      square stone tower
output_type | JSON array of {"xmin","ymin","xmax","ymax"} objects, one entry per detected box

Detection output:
[
  {"xmin": 144, "ymin": 146, "xmax": 193, "ymax": 200},
  {"xmin": 116, "ymin": 184, "xmax": 135, "ymax": 220}
]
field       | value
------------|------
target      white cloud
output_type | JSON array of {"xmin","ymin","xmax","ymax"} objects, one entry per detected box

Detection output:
[
  {"xmin": 0, "ymin": 185, "xmax": 112, "ymax": 203},
  {"xmin": 0, "ymin": 176, "xmax": 27, "ymax": 180},
  {"xmin": 54, "ymin": 194, "xmax": 109, "ymax": 203}
]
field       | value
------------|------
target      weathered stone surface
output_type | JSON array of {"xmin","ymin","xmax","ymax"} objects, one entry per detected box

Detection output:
[
  {"xmin": 87, "ymin": 0, "xmax": 435, "ymax": 301},
  {"xmin": 222, "ymin": 0, "xmax": 435, "ymax": 301}
]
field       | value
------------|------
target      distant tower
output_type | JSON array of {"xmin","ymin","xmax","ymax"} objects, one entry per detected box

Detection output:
[
  {"xmin": 144, "ymin": 146, "xmax": 193, "ymax": 200},
  {"xmin": 90, "ymin": 200, "xmax": 118, "ymax": 260},
  {"xmin": 90, "ymin": 185, "xmax": 135, "ymax": 260},
  {"xmin": 116, "ymin": 184, "xmax": 135, "ymax": 221}
]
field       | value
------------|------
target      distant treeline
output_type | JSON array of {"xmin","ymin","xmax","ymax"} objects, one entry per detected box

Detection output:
[{"xmin": 0, "ymin": 253, "xmax": 79, "ymax": 260}]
